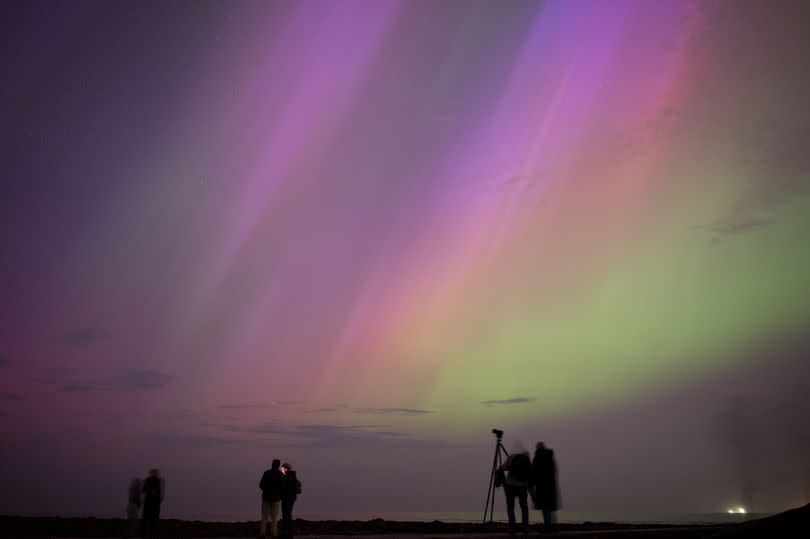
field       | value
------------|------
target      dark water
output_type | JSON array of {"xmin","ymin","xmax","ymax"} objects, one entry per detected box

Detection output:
[
  {"xmin": 295, "ymin": 510, "xmax": 766, "ymax": 525},
  {"xmin": 90, "ymin": 508, "xmax": 766, "ymax": 525}
]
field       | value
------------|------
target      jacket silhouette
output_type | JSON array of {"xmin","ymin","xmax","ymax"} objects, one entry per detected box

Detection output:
[
  {"xmin": 532, "ymin": 446, "xmax": 559, "ymax": 511},
  {"xmin": 260, "ymin": 466, "xmax": 284, "ymax": 502},
  {"xmin": 281, "ymin": 469, "xmax": 299, "ymax": 501},
  {"xmin": 141, "ymin": 469, "xmax": 164, "ymax": 539},
  {"xmin": 281, "ymin": 465, "xmax": 299, "ymax": 537}
]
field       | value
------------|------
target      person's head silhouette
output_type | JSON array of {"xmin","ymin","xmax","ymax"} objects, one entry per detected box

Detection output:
[{"xmin": 272, "ymin": 459, "xmax": 281, "ymax": 470}]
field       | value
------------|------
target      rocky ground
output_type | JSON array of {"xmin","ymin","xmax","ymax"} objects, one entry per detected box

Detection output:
[{"xmin": 1, "ymin": 504, "xmax": 807, "ymax": 538}]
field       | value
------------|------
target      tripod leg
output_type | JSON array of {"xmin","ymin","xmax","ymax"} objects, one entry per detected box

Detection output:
[
  {"xmin": 482, "ymin": 442, "xmax": 500, "ymax": 524},
  {"xmin": 489, "ymin": 455, "xmax": 496, "ymax": 523},
  {"xmin": 489, "ymin": 446, "xmax": 502, "ymax": 523},
  {"xmin": 491, "ymin": 443, "xmax": 509, "ymax": 523}
]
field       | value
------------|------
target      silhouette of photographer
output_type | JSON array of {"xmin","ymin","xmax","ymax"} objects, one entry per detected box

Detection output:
[{"xmin": 499, "ymin": 443, "xmax": 532, "ymax": 532}]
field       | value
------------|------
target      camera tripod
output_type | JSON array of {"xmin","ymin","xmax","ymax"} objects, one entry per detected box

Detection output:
[{"xmin": 482, "ymin": 429, "xmax": 510, "ymax": 524}]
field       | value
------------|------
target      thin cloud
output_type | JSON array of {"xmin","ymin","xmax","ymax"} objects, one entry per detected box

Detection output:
[
  {"xmin": 60, "ymin": 381, "xmax": 101, "ymax": 392},
  {"xmin": 292, "ymin": 424, "xmax": 449, "ymax": 449},
  {"xmin": 57, "ymin": 369, "xmax": 172, "ymax": 392},
  {"xmin": 481, "ymin": 397, "xmax": 536, "ymax": 406},
  {"xmin": 700, "ymin": 217, "xmax": 773, "ymax": 241},
  {"xmin": 281, "ymin": 424, "xmax": 429, "ymax": 448},
  {"xmin": 219, "ymin": 403, "xmax": 265, "ymax": 410},
  {"xmin": 150, "ymin": 433, "xmax": 243, "ymax": 448},
  {"xmin": 295, "ymin": 424, "xmax": 403, "ymax": 437},
  {"xmin": 219, "ymin": 401, "xmax": 300, "ymax": 410},
  {"xmin": 710, "ymin": 128, "xmax": 810, "ymax": 236},
  {"xmin": 303, "ymin": 407, "xmax": 339, "ymax": 414},
  {"xmin": 225, "ymin": 422, "xmax": 286, "ymax": 434},
  {"xmin": 54, "ymin": 327, "xmax": 110, "ymax": 348},
  {"xmin": 352, "ymin": 407, "xmax": 433, "ymax": 416},
  {"xmin": 221, "ymin": 422, "xmax": 447, "ymax": 449},
  {"xmin": 114, "ymin": 369, "xmax": 172, "ymax": 390}
]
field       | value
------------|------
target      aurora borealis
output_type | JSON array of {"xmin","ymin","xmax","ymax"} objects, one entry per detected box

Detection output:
[{"xmin": 2, "ymin": 0, "xmax": 809, "ymax": 521}]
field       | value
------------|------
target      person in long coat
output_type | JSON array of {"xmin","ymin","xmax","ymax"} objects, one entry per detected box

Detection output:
[
  {"xmin": 141, "ymin": 468, "xmax": 164, "ymax": 539},
  {"xmin": 531, "ymin": 442, "xmax": 559, "ymax": 532},
  {"xmin": 280, "ymin": 463, "xmax": 299, "ymax": 537}
]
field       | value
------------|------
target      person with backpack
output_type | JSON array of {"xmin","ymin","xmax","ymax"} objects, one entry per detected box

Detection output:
[
  {"xmin": 531, "ymin": 442, "xmax": 559, "ymax": 532},
  {"xmin": 499, "ymin": 444, "xmax": 532, "ymax": 532},
  {"xmin": 259, "ymin": 459, "xmax": 284, "ymax": 538},
  {"xmin": 280, "ymin": 463, "xmax": 301, "ymax": 537}
]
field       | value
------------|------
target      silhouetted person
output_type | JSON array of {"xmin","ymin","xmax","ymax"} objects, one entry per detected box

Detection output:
[
  {"xmin": 280, "ymin": 462, "xmax": 300, "ymax": 537},
  {"xmin": 532, "ymin": 442, "xmax": 559, "ymax": 532},
  {"xmin": 126, "ymin": 478, "xmax": 141, "ymax": 538},
  {"xmin": 259, "ymin": 459, "xmax": 284, "ymax": 538},
  {"xmin": 141, "ymin": 469, "xmax": 164, "ymax": 539},
  {"xmin": 499, "ymin": 444, "xmax": 531, "ymax": 532}
]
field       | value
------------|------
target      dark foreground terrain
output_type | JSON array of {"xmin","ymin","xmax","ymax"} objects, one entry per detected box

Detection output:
[{"xmin": 1, "ymin": 504, "xmax": 807, "ymax": 538}]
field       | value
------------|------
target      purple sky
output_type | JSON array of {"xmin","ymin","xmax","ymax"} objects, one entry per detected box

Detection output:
[{"xmin": 1, "ymin": 0, "xmax": 809, "ymax": 521}]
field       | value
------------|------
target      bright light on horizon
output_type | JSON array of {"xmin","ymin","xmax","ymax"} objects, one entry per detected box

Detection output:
[{"xmin": 727, "ymin": 507, "xmax": 747, "ymax": 514}]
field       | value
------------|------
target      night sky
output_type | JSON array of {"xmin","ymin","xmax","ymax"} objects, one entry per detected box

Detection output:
[{"xmin": 2, "ymin": 0, "xmax": 809, "ymax": 521}]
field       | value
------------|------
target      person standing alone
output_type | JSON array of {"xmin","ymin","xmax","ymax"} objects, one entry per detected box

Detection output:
[
  {"xmin": 141, "ymin": 469, "xmax": 164, "ymax": 539},
  {"xmin": 259, "ymin": 459, "xmax": 284, "ymax": 538},
  {"xmin": 531, "ymin": 442, "xmax": 559, "ymax": 532}
]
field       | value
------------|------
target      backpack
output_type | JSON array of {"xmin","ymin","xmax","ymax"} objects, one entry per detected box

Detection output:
[
  {"xmin": 509, "ymin": 453, "xmax": 531, "ymax": 482},
  {"xmin": 494, "ymin": 468, "xmax": 506, "ymax": 488},
  {"xmin": 294, "ymin": 478, "xmax": 302, "ymax": 495}
]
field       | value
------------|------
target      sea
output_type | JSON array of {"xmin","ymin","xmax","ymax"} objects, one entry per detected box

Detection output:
[
  {"xmin": 75, "ymin": 508, "xmax": 768, "ymax": 525},
  {"xmin": 289, "ymin": 510, "xmax": 766, "ymax": 526}
]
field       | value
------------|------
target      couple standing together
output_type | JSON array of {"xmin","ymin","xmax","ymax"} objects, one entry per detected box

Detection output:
[
  {"xmin": 499, "ymin": 442, "xmax": 559, "ymax": 533},
  {"xmin": 126, "ymin": 468, "xmax": 165, "ymax": 539},
  {"xmin": 259, "ymin": 459, "xmax": 301, "ymax": 538}
]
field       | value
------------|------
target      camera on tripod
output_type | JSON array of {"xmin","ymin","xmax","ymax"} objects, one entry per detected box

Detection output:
[{"xmin": 483, "ymin": 428, "xmax": 509, "ymax": 523}]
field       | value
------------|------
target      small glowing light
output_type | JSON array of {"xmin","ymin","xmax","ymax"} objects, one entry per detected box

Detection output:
[
  {"xmin": 727, "ymin": 507, "xmax": 747, "ymax": 514},
  {"xmin": 737, "ymin": 507, "xmax": 746, "ymax": 514},
  {"xmin": 728, "ymin": 509, "xmax": 734, "ymax": 514}
]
